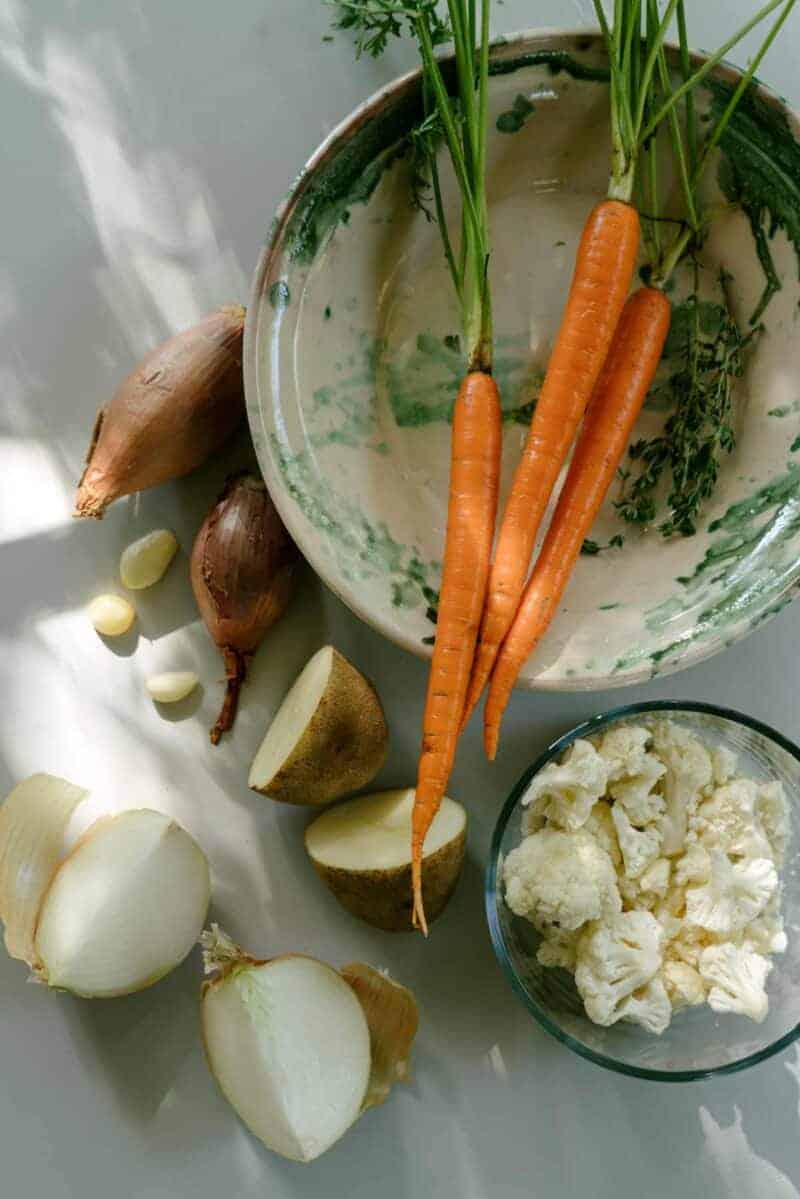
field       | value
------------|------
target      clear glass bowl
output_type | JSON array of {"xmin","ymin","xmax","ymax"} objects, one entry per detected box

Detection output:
[{"xmin": 486, "ymin": 701, "xmax": 800, "ymax": 1081}]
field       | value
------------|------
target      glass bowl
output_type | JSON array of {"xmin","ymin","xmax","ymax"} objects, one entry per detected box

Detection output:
[{"xmin": 486, "ymin": 701, "xmax": 800, "ymax": 1081}]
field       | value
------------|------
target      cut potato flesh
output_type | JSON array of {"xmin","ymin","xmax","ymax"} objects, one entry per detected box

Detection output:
[
  {"xmin": 249, "ymin": 647, "xmax": 333, "ymax": 789},
  {"xmin": 35, "ymin": 809, "xmax": 210, "ymax": 997},
  {"xmin": 306, "ymin": 788, "xmax": 465, "ymax": 870},
  {"xmin": 202, "ymin": 956, "xmax": 371, "ymax": 1162},
  {"xmin": 249, "ymin": 645, "xmax": 388, "ymax": 806},
  {"xmin": 305, "ymin": 789, "xmax": 467, "ymax": 931}
]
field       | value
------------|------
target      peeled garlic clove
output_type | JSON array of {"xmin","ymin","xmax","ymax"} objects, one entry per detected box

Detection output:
[
  {"xmin": 34, "ymin": 809, "xmax": 210, "ymax": 998},
  {"xmin": 120, "ymin": 529, "xmax": 178, "ymax": 589},
  {"xmin": 88, "ymin": 594, "xmax": 135, "ymax": 637},
  {"xmin": 0, "ymin": 774, "xmax": 88, "ymax": 964},
  {"xmin": 201, "ymin": 928, "xmax": 371, "ymax": 1162},
  {"xmin": 340, "ymin": 963, "xmax": 419, "ymax": 1109},
  {"xmin": 146, "ymin": 671, "xmax": 199, "ymax": 703}
]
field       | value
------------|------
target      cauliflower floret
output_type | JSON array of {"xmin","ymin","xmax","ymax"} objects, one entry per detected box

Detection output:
[
  {"xmin": 521, "ymin": 739, "xmax": 608, "ymax": 833},
  {"xmin": 651, "ymin": 721, "xmax": 712, "ymax": 855},
  {"xmin": 756, "ymin": 781, "xmax": 789, "ymax": 864},
  {"xmin": 639, "ymin": 857, "xmax": 671, "ymax": 898},
  {"xmin": 742, "ymin": 893, "xmax": 788, "ymax": 955},
  {"xmin": 711, "ymin": 744, "xmax": 739, "ymax": 786},
  {"xmin": 608, "ymin": 755, "xmax": 667, "ymax": 827},
  {"xmin": 574, "ymin": 910, "xmax": 664, "ymax": 1027},
  {"xmin": 536, "ymin": 928, "xmax": 580, "ymax": 971},
  {"xmin": 503, "ymin": 828, "xmax": 621, "ymax": 933},
  {"xmin": 661, "ymin": 961, "xmax": 707, "ymax": 1011},
  {"xmin": 611, "ymin": 804, "xmax": 663, "ymax": 880},
  {"xmin": 699, "ymin": 943, "xmax": 772, "ymax": 1022},
  {"xmin": 692, "ymin": 779, "xmax": 773, "ymax": 860},
  {"xmin": 674, "ymin": 843, "xmax": 712, "ymax": 887},
  {"xmin": 618, "ymin": 873, "xmax": 654, "ymax": 911},
  {"xmin": 583, "ymin": 801, "xmax": 622, "ymax": 868},
  {"xmin": 596, "ymin": 724, "xmax": 652, "ymax": 781},
  {"xmin": 616, "ymin": 978, "xmax": 672, "ymax": 1034},
  {"xmin": 685, "ymin": 850, "xmax": 777, "ymax": 935},
  {"xmin": 665, "ymin": 925, "xmax": 712, "ymax": 969}
]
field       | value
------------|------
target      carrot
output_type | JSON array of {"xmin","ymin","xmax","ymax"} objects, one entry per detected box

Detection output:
[
  {"xmin": 412, "ymin": 371, "xmax": 501, "ymax": 933},
  {"xmin": 461, "ymin": 199, "xmax": 640, "ymax": 727},
  {"xmin": 483, "ymin": 286, "xmax": 671, "ymax": 758}
]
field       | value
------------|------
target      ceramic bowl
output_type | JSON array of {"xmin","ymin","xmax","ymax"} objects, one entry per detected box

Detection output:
[
  {"xmin": 244, "ymin": 30, "xmax": 800, "ymax": 690},
  {"xmin": 486, "ymin": 701, "xmax": 800, "ymax": 1081}
]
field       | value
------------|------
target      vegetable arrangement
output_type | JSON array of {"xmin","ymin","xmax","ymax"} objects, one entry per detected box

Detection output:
[
  {"xmin": 336, "ymin": 0, "xmax": 797, "ymax": 927},
  {"xmin": 4, "ymin": 0, "xmax": 800, "ymax": 1174}
]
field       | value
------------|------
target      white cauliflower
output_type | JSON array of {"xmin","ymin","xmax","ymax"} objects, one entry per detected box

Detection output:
[
  {"xmin": 503, "ymin": 828, "xmax": 621, "ymax": 933},
  {"xmin": 756, "ymin": 781, "xmax": 789, "ymax": 864},
  {"xmin": 742, "ymin": 894, "xmax": 788, "ymax": 956},
  {"xmin": 596, "ymin": 724, "xmax": 652, "ymax": 781},
  {"xmin": 506, "ymin": 719, "xmax": 789, "ymax": 1036},
  {"xmin": 616, "ymin": 978, "xmax": 672, "ymax": 1035},
  {"xmin": 575, "ymin": 910, "xmax": 664, "ymax": 1027},
  {"xmin": 583, "ymin": 801, "xmax": 622, "ymax": 869},
  {"xmin": 674, "ymin": 843, "xmax": 711, "ymax": 887},
  {"xmin": 664, "ymin": 925, "xmax": 712, "ymax": 969},
  {"xmin": 685, "ymin": 850, "xmax": 777, "ymax": 935},
  {"xmin": 692, "ymin": 779, "xmax": 772, "ymax": 860},
  {"xmin": 651, "ymin": 720, "xmax": 712, "ymax": 855},
  {"xmin": 639, "ymin": 857, "xmax": 671, "ymax": 898},
  {"xmin": 608, "ymin": 755, "xmax": 667, "ymax": 827},
  {"xmin": 536, "ymin": 929, "xmax": 580, "ymax": 971},
  {"xmin": 521, "ymin": 739, "xmax": 608, "ymax": 833},
  {"xmin": 611, "ymin": 804, "xmax": 663, "ymax": 880},
  {"xmin": 711, "ymin": 744, "xmax": 739, "ymax": 786},
  {"xmin": 699, "ymin": 943, "xmax": 772, "ymax": 1022},
  {"xmin": 661, "ymin": 961, "xmax": 707, "ymax": 1011}
]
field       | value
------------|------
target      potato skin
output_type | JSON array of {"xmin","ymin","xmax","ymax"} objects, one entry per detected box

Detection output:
[
  {"xmin": 308, "ymin": 829, "xmax": 466, "ymax": 932},
  {"xmin": 252, "ymin": 649, "xmax": 388, "ymax": 806}
]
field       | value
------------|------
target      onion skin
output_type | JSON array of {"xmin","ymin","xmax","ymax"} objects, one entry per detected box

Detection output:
[
  {"xmin": 75, "ymin": 306, "xmax": 246, "ymax": 519},
  {"xmin": 191, "ymin": 473, "xmax": 300, "ymax": 743}
]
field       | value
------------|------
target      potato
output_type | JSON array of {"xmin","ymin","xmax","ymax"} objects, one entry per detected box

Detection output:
[
  {"xmin": 305, "ymin": 788, "xmax": 467, "ymax": 931},
  {"xmin": 248, "ymin": 646, "xmax": 388, "ymax": 806}
]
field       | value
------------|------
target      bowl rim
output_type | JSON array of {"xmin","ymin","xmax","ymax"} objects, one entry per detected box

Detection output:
[
  {"xmin": 485, "ymin": 699, "xmax": 800, "ymax": 1082},
  {"xmin": 244, "ymin": 28, "xmax": 800, "ymax": 693}
]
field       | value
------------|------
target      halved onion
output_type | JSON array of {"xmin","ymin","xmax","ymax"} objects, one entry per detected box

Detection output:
[{"xmin": 34, "ymin": 809, "xmax": 211, "ymax": 997}]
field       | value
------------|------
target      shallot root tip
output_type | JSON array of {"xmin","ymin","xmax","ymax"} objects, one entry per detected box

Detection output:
[{"xmin": 209, "ymin": 649, "xmax": 250, "ymax": 745}]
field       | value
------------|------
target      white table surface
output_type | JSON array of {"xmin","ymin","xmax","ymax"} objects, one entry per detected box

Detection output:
[{"xmin": 2, "ymin": 2, "xmax": 800, "ymax": 1196}]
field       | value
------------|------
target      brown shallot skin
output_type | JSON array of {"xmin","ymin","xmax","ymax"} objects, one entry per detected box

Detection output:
[
  {"xmin": 191, "ymin": 473, "xmax": 300, "ymax": 744},
  {"xmin": 75, "ymin": 306, "xmax": 246, "ymax": 519}
]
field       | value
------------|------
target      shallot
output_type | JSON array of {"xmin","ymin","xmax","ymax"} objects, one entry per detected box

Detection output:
[{"xmin": 191, "ymin": 473, "xmax": 300, "ymax": 743}]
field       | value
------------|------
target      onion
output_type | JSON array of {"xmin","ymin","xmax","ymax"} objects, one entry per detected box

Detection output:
[
  {"xmin": 0, "ymin": 776, "xmax": 210, "ymax": 998},
  {"xmin": 200, "ymin": 927, "xmax": 418, "ymax": 1162},
  {"xmin": 0, "ymin": 774, "xmax": 88, "ymax": 963},
  {"xmin": 191, "ymin": 473, "xmax": 300, "ymax": 744},
  {"xmin": 75, "ymin": 306, "xmax": 246, "ymax": 519}
]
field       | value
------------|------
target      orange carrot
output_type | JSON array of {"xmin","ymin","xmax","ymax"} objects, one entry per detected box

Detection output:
[
  {"xmin": 461, "ymin": 200, "xmax": 640, "ymax": 729},
  {"xmin": 412, "ymin": 371, "xmax": 502, "ymax": 933},
  {"xmin": 483, "ymin": 286, "xmax": 671, "ymax": 758}
]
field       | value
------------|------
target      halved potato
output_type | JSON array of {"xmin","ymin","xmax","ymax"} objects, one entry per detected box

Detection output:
[
  {"xmin": 305, "ymin": 788, "xmax": 467, "ymax": 931},
  {"xmin": 248, "ymin": 646, "xmax": 388, "ymax": 806}
]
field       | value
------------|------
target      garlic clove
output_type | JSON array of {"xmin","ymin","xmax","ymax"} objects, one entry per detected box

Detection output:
[
  {"xmin": 146, "ymin": 671, "xmax": 199, "ymax": 704},
  {"xmin": 120, "ymin": 529, "xmax": 178, "ymax": 589},
  {"xmin": 340, "ymin": 962, "xmax": 419, "ymax": 1109},
  {"xmin": 201, "ymin": 932, "xmax": 371, "ymax": 1162},
  {"xmin": 34, "ymin": 809, "xmax": 210, "ymax": 997},
  {"xmin": 0, "ymin": 774, "xmax": 88, "ymax": 965},
  {"xmin": 88, "ymin": 594, "xmax": 135, "ymax": 637}
]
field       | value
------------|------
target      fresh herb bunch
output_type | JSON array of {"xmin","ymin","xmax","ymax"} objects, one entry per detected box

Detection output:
[
  {"xmin": 612, "ymin": 0, "xmax": 795, "ymax": 537},
  {"xmin": 616, "ymin": 270, "xmax": 760, "ymax": 537}
]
